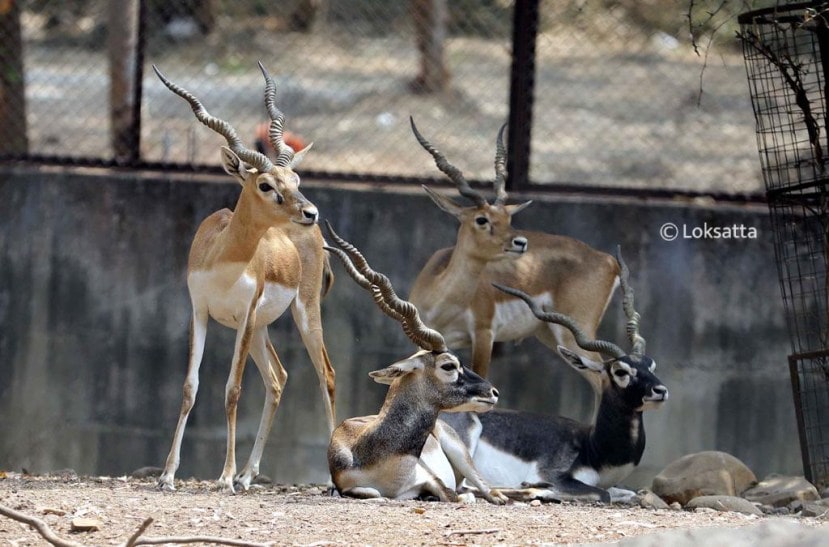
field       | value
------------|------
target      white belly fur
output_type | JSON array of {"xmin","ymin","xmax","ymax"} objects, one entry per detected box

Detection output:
[
  {"xmin": 189, "ymin": 268, "xmax": 296, "ymax": 329},
  {"xmin": 493, "ymin": 292, "xmax": 554, "ymax": 341},
  {"xmin": 572, "ymin": 463, "xmax": 635, "ymax": 489},
  {"xmin": 471, "ymin": 440, "xmax": 543, "ymax": 487}
]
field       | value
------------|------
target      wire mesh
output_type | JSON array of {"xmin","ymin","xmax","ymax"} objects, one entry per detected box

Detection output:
[
  {"xmin": 768, "ymin": 186, "xmax": 829, "ymax": 355},
  {"xmin": 790, "ymin": 352, "xmax": 829, "ymax": 488},
  {"xmin": 741, "ymin": 0, "xmax": 829, "ymax": 486},
  {"xmin": 1, "ymin": 0, "xmax": 764, "ymax": 194}
]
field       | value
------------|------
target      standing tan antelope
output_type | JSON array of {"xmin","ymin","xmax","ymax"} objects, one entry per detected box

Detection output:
[
  {"xmin": 440, "ymin": 249, "xmax": 668, "ymax": 504},
  {"xmin": 324, "ymin": 223, "xmax": 507, "ymax": 504},
  {"xmin": 153, "ymin": 63, "xmax": 336, "ymax": 493},
  {"xmin": 408, "ymin": 119, "xmax": 619, "ymax": 397}
]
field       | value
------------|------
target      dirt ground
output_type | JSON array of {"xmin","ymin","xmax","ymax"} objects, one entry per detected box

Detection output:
[{"xmin": 1, "ymin": 473, "xmax": 825, "ymax": 546}]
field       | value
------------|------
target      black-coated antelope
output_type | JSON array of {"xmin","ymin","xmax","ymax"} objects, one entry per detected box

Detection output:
[
  {"xmin": 153, "ymin": 64, "xmax": 336, "ymax": 493},
  {"xmin": 439, "ymin": 249, "xmax": 668, "ymax": 503},
  {"xmin": 408, "ymin": 119, "xmax": 619, "ymax": 398},
  {"xmin": 324, "ymin": 223, "xmax": 507, "ymax": 504}
]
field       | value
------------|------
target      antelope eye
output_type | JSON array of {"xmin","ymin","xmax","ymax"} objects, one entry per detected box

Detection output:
[
  {"xmin": 441, "ymin": 363, "xmax": 456, "ymax": 372},
  {"xmin": 475, "ymin": 216, "xmax": 489, "ymax": 226},
  {"xmin": 614, "ymin": 369, "xmax": 628, "ymax": 378},
  {"xmin": 258, "ymin": 182, "xmax": 272, "ymax": 192}
]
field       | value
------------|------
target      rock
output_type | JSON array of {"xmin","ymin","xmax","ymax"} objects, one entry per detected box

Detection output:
[
  {"xmin": 592, "ymin": 519, "xmax": 829, "ymax": 546},
  {"xmin": 788, "ymin": 499, "xmax": 829, "ymax": 518},
  {"xmin": 800, "ymin": 503, "xmax": 829, "ymax": 518},
  {"xmin": 742, "ymin": 475, "xmax": 819, "ymax": 508},
  {"xmin": 49, "ymin": 469, "xmax": 78, "ymax": 480},
  {"xmin": 252, "ymin": 474, "xmax": 272, "ymax": 485},
  {"xmin": 760, "ymin": 505, "xmax": 790, "ymax": 516},
  {"xmin": 130, "ymin": 466, "xmax": 163, "ymax": 479},
  {"xmin": 638, "ymin": 490, "xmax": 671, "ymax": 510},
  {"xmin": 70, "ymin": 518, "xmax": 102, "ymax": 532},
  {"xmin": 651, "ymin": 451, "xmax": 756, "ymax": 505},
  {"xmin": 685, "ymin": 495, "xmax": 763, "ymax": 516}
]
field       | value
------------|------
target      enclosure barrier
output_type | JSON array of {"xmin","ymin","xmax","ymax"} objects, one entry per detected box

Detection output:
[
  {"xmin": 741, "ymin": 0, "xmax": 829, "ymax": 488},
  {"xmin": 0, "ymin": 0, "xmax": 766, "ymax": 198}
]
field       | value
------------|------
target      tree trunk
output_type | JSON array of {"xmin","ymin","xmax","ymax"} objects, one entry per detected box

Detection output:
[
  {"xmin": 0, "ymin": 0, "xmax": 28, "ymax": 155},
  {"xmin": 108, "ymin": 0, "xmax": 139, "ymax": 162},
  {"xmin": 410, "ymin": 0, "xmax": 449, "ymax": 93}
]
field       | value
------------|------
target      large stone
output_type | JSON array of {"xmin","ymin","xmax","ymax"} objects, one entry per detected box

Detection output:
[
  {"xmin": 685, "ymin": 495, "xmax": 763, "ymax": 516},
  {"xmin": 584, "ymin": 520, "xmax": 829, "ymax": 547},
  {"xmin": 637, "ymin": 490, "xmax": 671, "ymax": 510},
  {"xmin": 742, "ymin": 474, "xmax": 820, "ymax": 508},
  {"xmin": 651, "ymin": 451, "xmax": 756, "ymax": 505}
]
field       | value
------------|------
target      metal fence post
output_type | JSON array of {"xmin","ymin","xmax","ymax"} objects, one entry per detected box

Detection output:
[
  {"xmin": 507, "ymin": 0, "xmax": 539, "ymax": 191},
  {"xmin": 131, "ymin": 0, "xmax": 147, "ymax": 167}
]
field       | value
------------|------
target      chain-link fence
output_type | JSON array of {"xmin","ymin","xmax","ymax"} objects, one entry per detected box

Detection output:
[{"xmin": 1, "ymin": 0, "xmax": 766, "ymax": 195}]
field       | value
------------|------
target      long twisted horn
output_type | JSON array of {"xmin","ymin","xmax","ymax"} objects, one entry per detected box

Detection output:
[
  {"xmin": 616, "ymin": 246, "xmax": 646, "ymax": 357},
  {"xmin": 493, "ymin": 123, "xmax": 508, "ymax": 205},
  {"xmin": 325, "ymin": 222, "xmax": 448, "ymax": 353},
  {"xmin": 410, "ymin": 117, "xmax": 487, "ymax": 207},
  {"xmin": 493, "ymin": 283, "xmax": 626, "ymax": 359},
  {"xmin": 153, "ymin": 65, "xmax": 274, "ymax": 173},
  {"xmin": 257, "ymin": 61, "xmax": 296, "ymax": 168},
  {"xmin": 323, "ymin": 245, "xmax": 407, "ymax": 325}
]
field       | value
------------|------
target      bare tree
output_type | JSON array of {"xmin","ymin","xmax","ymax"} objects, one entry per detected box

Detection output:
[
  {"xmin": 108, "ymin": 0, "xmax": 140, "ymax": 161},
  {"xmin": 410, "ymin": 0, "xmax": 450, "ymax": 93},
  {"xmin": 0, "ymin": 0, "xmax": 28, "ymax": 155}
]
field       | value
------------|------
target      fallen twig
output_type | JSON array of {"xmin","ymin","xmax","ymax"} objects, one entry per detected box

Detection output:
[
  {"xmin": 0, "ymin": 503, "xmax": 85, "ymax": 547},
  {"xmin": 0, "ymin": 503, "xmax": 275, "ymax": 547},
  {"xmin": 130, "ymin": 536, "xmax": 274, "ymax": 546},
  {"xmin": 123, "ymin": 517, "xmax": 154, "ymax": 547},
  {"xmin": 444, "ymin": 528, "xmax": 499, "ymax": 538}
]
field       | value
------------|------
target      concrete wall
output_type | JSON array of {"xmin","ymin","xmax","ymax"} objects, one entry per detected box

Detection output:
[{"xmin": 0, "ymin": 166, "xmax": 796, "ymax": 487}]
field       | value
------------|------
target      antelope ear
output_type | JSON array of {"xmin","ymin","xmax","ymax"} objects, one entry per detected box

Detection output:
[
  {"xmin": 221, "ymin": 146, "xmax": 250, "ymax": 186},
  {"xmin": 290, "ymin": 142, "xmax": 314, "ymax": 168},
  {"xmin": 422, "ymin": 186, "xmax": 464, "ymax": 219},
  {"xmin": 557, "ymin": 346, "xmax": 604, "ymax": 373},
  {"xmin": 369, "ymin": 357, "xmax": 425, "ymax": 385},
  {"xmin": 506, "ymin": 200, "xmax": 533, "ymax": 216}
]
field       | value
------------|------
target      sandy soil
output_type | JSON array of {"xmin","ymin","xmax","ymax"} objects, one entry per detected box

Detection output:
[{"xmin": 0, "ymin": 473, "xmax": 820, "ymax": 546}]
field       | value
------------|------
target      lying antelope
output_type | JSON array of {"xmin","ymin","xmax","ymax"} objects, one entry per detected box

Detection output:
[
  {"xmin": 324, "ymin": 223, "xmax": 507, "ymax": 504},
  {"xmin": 408, "ymin": 119, "xmax": 619, "ymax": 397},
  {"xmin": 153, "ymin": 63, "xmax": 336, "ymax": 493},
  {"xmin": 439, "ymin": 249, "xmax": 668, "ymax": 503}
]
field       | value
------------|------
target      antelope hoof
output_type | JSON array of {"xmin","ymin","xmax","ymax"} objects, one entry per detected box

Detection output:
[
  {"xmin": 486, "ymin": 489, "xmax": 509, "ymax": 505},
  {"xmin": 458, "ymin": 492, "xmax": 477, "ymax": 504},
  {"xmin": 607, "ymin": 487, "xmax": 636, "ymax": 504},
  {"xmin": 216, "ymin": 476, "xmax": 237, "ymax": 494},
  {"xmin": 157, "ymin": 474, "xmax": 176, "ymax": 491},
  {"xmin": 234, "ymin": 472, "xmax": 254, "ymax": 492}
]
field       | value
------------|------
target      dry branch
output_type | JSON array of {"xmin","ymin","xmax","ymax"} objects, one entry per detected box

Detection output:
[
  {"xmin": 0, "ymin": 503, "xmax": 85, "ymax": 547},
  {"xmin": 0, "ymin": 503, "xmax": 276, "ymax": 547},
  {"xmin": 738, "ymin": 28, "xmax": 825, "ymax": 171},
  {"xmin": 444, "ymin": 527, "xmax": 499, "ymax": 537}
]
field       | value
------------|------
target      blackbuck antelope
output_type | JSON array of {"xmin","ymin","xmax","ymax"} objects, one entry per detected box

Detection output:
[
  {"xmin": 324, "ymin": 223, "xmax": 507, "ymax": 504},
  {"xmin": 153, "ymin": 64, "xmax": 336, "ymax": 493},
  {"xmin": 439, "ymin": 249, "xmax": 668, "ymax": 504},
  {"xmin": 408, "ymin": 119, "xmax": 619, "ymax": 396}
]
